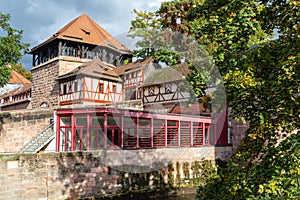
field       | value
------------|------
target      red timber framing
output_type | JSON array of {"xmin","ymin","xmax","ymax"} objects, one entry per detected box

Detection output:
[
  {"xmin": 124, "ymin": 69, "xmax": 143, "ymax": 89},
  {"xmin": 59, "ymin": 76, "xmax": 122, "ymax": 106},
  {"xmin": 55, "ymin": 108, "xmax": 216, "ymax": 152}
]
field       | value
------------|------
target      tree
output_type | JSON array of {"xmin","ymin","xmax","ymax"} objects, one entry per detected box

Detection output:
[
  {"xmin": 129, "ymin": 9, "xmax": 183, "ymax": 66},
  {"xmin": 131, "ymin": 0, "xmax": 300, "ymax": 198},
  {"xmin": 0, "ymin": 13, "xmax": 29, "ymax": 87},
  {"xmin": 11, "ymin": 63, "xmax": 31, "ymax": 81}
]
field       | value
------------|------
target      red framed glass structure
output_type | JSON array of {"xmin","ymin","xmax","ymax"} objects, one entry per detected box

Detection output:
[{"xmin": 55, "ymin": 108, "xmax": 226, "ymax": 152}]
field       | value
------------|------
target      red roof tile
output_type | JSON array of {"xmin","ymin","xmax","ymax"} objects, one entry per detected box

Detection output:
[
  {"xmin": 31, "ymin": 14, "xmax": 131, "ymax": 53},
  {"xmin": 0, "ymin": 83, "xmax": 31, "ymax": 99},
  {"xmin": 58, "ymin": 59, "xmax": 122, "ymax": 82},
  {"xmin": 139, "ymin": 63, "xmax": 189, "ymax": 87},
  {"xmin": 113, "ymin": 57, "xmax": 155, "ymax": 75},
  {"xmin": 9, "ymin": 70, "xmax": 31, "ymax": 85}
]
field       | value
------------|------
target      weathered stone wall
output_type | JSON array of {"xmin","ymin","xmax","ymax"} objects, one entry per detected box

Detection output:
[
  {"xmin": 0, "ymin": 147, "xmax": 232, "ymax": 200},
  {"xmin": 31, "ymin": 60, "xmax": 60, "ymax": 108},
  {"xmin": 31, "ymin": 57, "xmax": 89, "ymax": 108},
  {"xmin": 0, "ymin": 108, "xmax": 53, "ymax": 153}
]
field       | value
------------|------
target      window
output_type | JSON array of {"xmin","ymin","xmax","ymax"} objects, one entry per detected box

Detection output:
[
  {"xmin": 149, "ymin": 87, "xmax": 154, "ymax": 95},
  {"xmin": 138, "ymin": 88, "xmax": 142, "ymax": 99},
  {"xmin": 165, "ymin": 84, "xmax": 171, "ymax": 93},
  {"xmin": 99, "ymin": 83, "xmax": 104, "ymax": 93},
  {"xmin": 112, "ymin": 85, "xmax": 116, "ymax": 93},
  {"xmin": 40, "ymin": 102, "xmax": 49, "ymax": 108},
  {"xmin": 74, "ymin": 81, "xmax": 78, "ymax": 92},
  {"xmin": 63, "ymin": 84, "xmax": 67, "ymax": 94}
]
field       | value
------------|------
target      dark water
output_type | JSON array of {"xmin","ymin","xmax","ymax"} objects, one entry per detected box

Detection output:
[{"xmin": 146, "ymin": 193, "xmax": 196, "ymax": 200}]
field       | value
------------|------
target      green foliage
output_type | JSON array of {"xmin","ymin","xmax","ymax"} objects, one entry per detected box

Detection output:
[
  {"xmin": 11, "ymin": 63, "xmax": 31, "ymax": 81},
  {"xmin": 0, "ymin": 65, "xmax": 11, "ymax": 87},
  {"xmin": 132, "ymin": 0, "xmax": 300, "ymax": 199},
  {"xmin": 0, "ymin": 13, "xmax": 29, "ymax": 87},
  {"xmin": 197, "ymin": 130, "xmax": 300, "ymax": 199},
  {"xmin": 129, "ymin": 9, "xmax": 183, "ymax": 66}
]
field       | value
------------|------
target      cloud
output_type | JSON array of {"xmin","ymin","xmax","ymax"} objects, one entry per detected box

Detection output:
[{"xmin": 0, "ymin": 0, "xmax": 169, "ymax": 69}]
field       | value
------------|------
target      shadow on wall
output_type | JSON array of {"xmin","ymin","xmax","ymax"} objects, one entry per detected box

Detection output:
[
  {"xmin": 54, "ymin": 150, "xmax": 215, "ymax": 199},
  {"xmin": 54, "ymin": 151, "xmax": 172, "ymax": 199}
]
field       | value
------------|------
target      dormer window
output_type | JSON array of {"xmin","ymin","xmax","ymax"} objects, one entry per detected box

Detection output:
[{"xmin": 81, "ymin": 28, "xmax": 91, "ymax": 35}]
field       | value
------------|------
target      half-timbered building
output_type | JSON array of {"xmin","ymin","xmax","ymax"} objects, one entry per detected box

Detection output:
[
  {"xmin": 17, "ymin": 14, "xmax": 231, "ymax": 155},
  {"xmin": 138, "ymin": 63, "xmax": 229, "ymax": 144},
  {"xmin": 30, "ymin": 14, "xmax": 132, "ymax": 108},
  {"xmin": 0, "ymin": 69, "xmax": 32, "ymax": 111},
  {"xmin": 113, "ymin": 57, "xmax": 161, "ymax": 100},
  {"xmin": 58, "ymin": 59, "xmax": 123, "ymax": 106},
  {"xmin": 139, "ymin": 63, "xmax": 191, "ymax": 112}
]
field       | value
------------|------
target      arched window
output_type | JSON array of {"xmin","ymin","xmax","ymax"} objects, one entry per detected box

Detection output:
[{"xmin": 40, "ymin": 102, "xmax": 49, "ymax": 108}]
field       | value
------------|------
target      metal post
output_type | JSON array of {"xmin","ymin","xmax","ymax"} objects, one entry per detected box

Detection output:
[
  {"xmin": 104, "ymin": 113, "xmax": 107, "ymax": 149},
  {"xmin": 87, "ymin": 114, "xmax": 91, "ymax": 150},
  {"xmin": 150, "ymin": 118, "xmax": 154, "ymax": 148},
  {"xmin": 136, "ymin": 116, "xmax": 139, "ymax": 148},
  {"xmin": 164, "ymin": 119, "xmax": 168, "ymax": 147},
  {"xmin": 178, "ymin": 121, "xmax": 181, "ymax": 147},
  {"xmin": 190, "ymin": 121, "xmax": 193, "ymax": 147},
  {"xmin": 202, "ymin": 123, "xmax": 206, "ymax": 145},
  {"xmin": 120, "ymin": 116, "xmax": 123, "ymax": 148},
  {"xmin": 56, "ymin": 115, "xmax": 60, "ymax": 152},
  {"xmin": 71, "ymin": 115, "xmax": 76, "ymax": 151}
]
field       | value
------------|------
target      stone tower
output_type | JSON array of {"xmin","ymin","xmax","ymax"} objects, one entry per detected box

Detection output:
[{"xmin": 30, "ymin": 14, "xmax": 132, "ymax": 108}]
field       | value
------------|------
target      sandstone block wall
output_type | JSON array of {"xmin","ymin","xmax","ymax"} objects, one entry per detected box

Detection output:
[
  {"xmin": 0, "ymin": 147, "xmax": 232, "ymax": 200},
  {"xmin": 31, "ymin": 60, "xmax": 59, "ymax": 108},
  {"xmin": 58, "ymin": 56, "xmax": 84, "ymax": 76},
  {"xmin": 0, "ymin": 108, "xmax": 53, "ymax": 153}
]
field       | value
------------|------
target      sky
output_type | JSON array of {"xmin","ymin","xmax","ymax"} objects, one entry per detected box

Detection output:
[{"xmin": 0, "ymin": 0, "xmax": 168, "ymax": 70}]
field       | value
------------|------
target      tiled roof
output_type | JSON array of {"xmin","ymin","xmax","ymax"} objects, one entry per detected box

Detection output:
[
  {"xmin": 113, "ymin": 57, "xmax": 155, "ymax": 76},
  {"xmin": 9, "ymin": 70, "xmax": 31, "ymax": 84},
  {"xmin": 0, "ymin": 83, "xmax": 31, "ymax": 99},
  {"xmin": 31, "ymin": 14, "xmax": 131, "ymax": 53},
  {"xmin": 140, "ymin": 63, "xmax": 189, "ymax": 87},
  {"xmin": 58, "ymin": 59, "xmax": 122, "ymax": 82}
]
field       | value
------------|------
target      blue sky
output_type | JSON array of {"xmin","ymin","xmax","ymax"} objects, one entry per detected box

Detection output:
[{"xmin": 0, "ymin": 0, "xmax": 168, "ymax": 70}]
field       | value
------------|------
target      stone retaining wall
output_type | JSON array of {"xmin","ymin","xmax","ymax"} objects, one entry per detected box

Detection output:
[
  {"xmin": 0, "ymin": 147, "xmax": 232, "ymax": 200},
  {"xmin": 0, "ymin": 108, "xmax": 53, "ymax": 153}
]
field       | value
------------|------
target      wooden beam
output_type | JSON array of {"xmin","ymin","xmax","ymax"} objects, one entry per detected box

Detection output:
[{"xmin": 58, "ymin": 41, "xmax": 62, "ymax": 56}]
